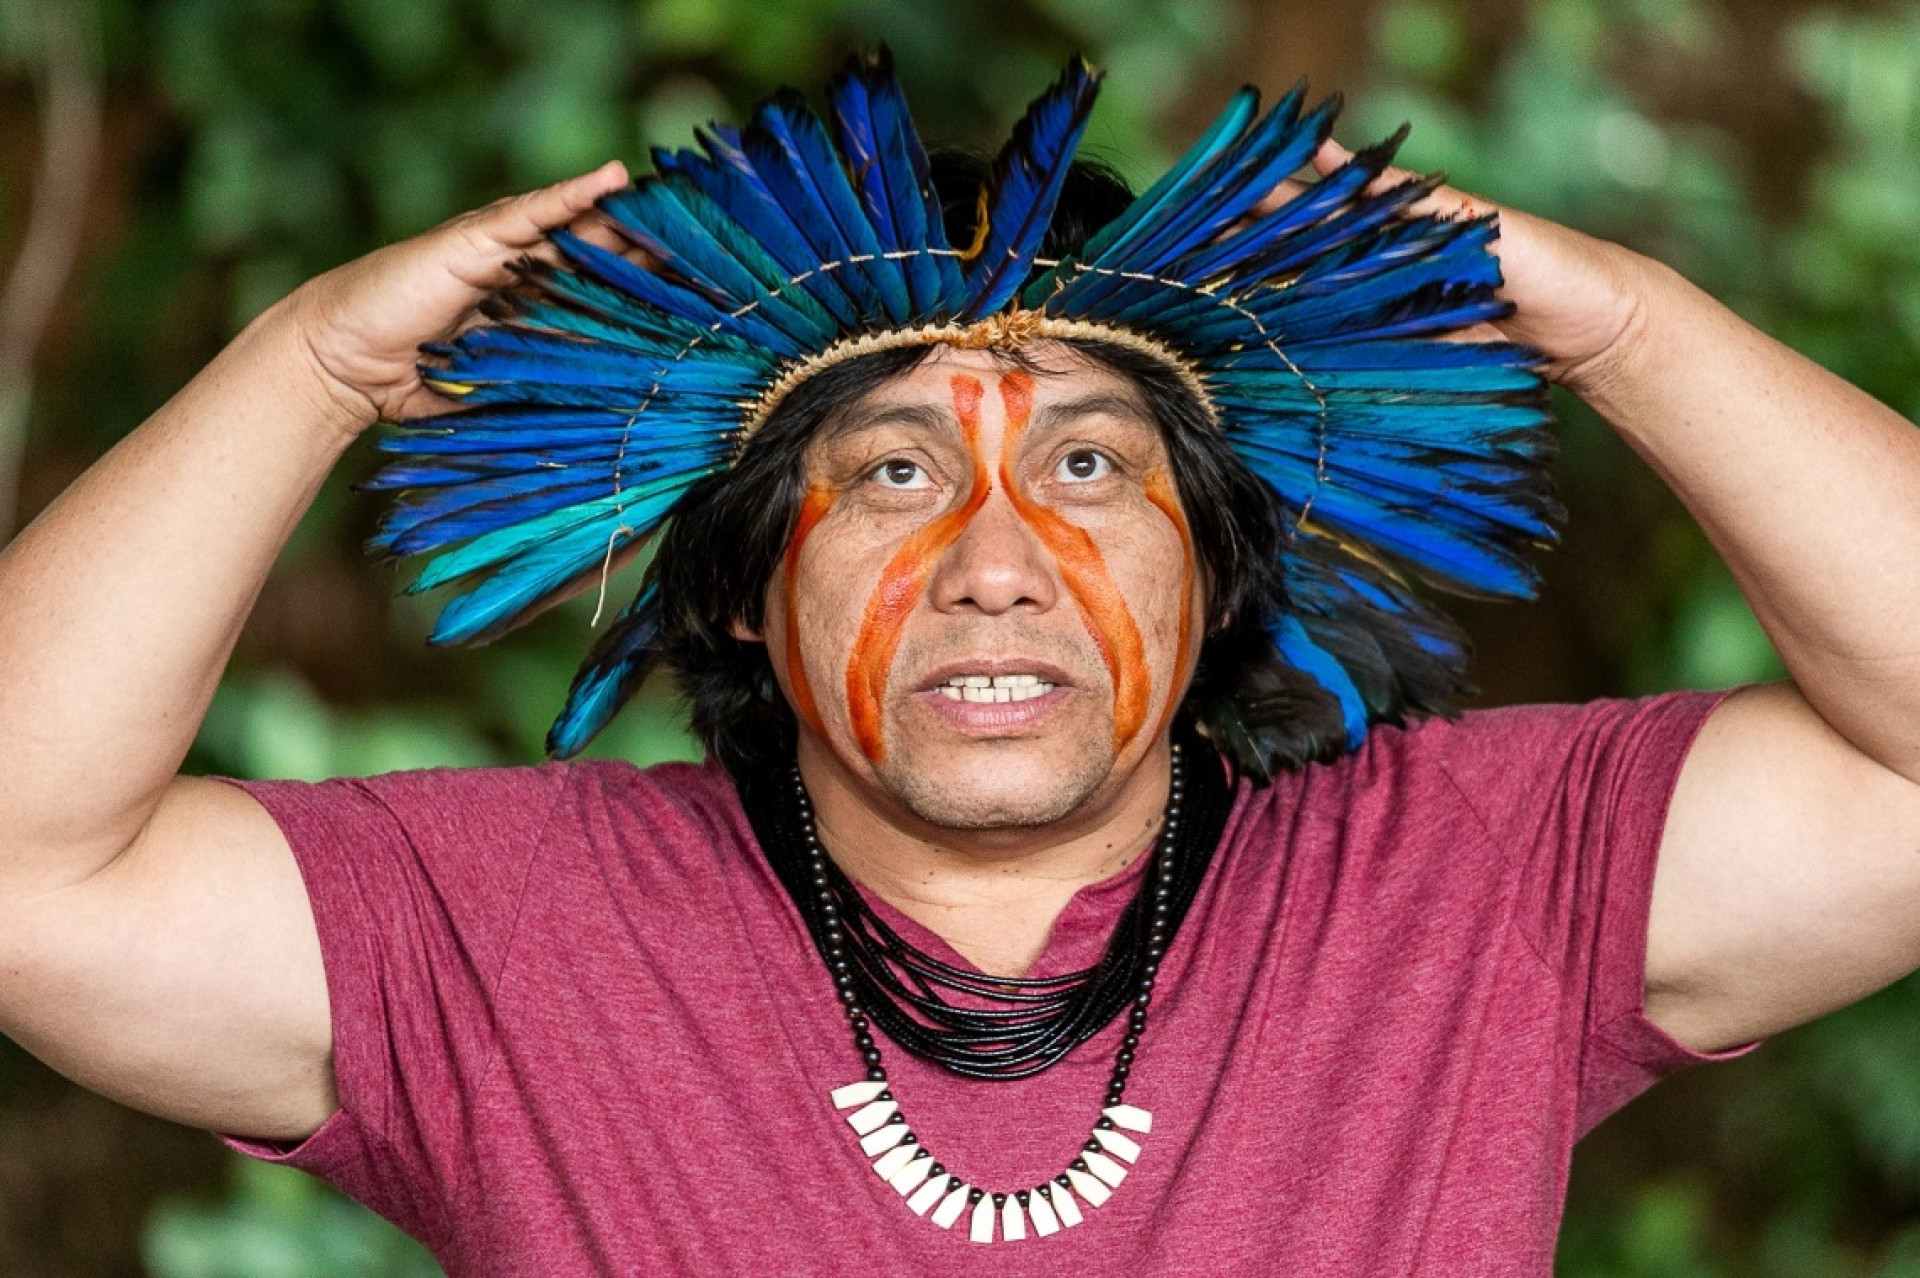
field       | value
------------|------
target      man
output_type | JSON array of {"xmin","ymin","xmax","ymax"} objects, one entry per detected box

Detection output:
[{"xmin": 2, "ymin": 57, "xmax": 1919, "ymax": 1275}]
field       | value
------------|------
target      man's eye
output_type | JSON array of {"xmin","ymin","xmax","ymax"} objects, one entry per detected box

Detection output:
[
  {"xmin": 1055, "ymin": 450, "xmax": 1113, "ymax": 483},
  {"xmin": 872, "ymin": 459, "xmax": 932, "ymax": 490}
]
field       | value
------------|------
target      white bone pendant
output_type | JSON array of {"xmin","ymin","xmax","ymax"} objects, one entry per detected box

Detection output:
[
  {"xmin": 1001, "ymin": 1196, "xmax": 1027, "ymax": 1241},
  {"xmin": 873, "ymin": 1142, "xmax": 919, "ymax": 1180},
  {"xmin": 1027, "ymin": 1190, "xmax": 1061, "ymax": 1237},
  {"xmin": 831, "ymin": 1080, "xmax": 888, "ymax": 1109},
  {"xmin": 1093, "ymin": 1126, "xmax": 1142, "ymax": 1163},
  {"xmin": 1051, "ymin": 1183, "xmax": 1085, "ymax": 1227},
  {"xmin": 1083, "ymin": 1149, "xmax": 1128, "ymax": 1188},
  {"xmin": 846, "ymin": 1099, "xmax": 898, "ymax": 1135},
  {"xmin": 1066, "ymin": 1167, "xmax": 1112, "ymax": 1208},
  {"xmin": 859, "ymin": 1122, "xmax": 910, "ymax": 1157},
  {"xmin": 907, "ymin": 1174, "xmax": 952, "ymax": 1216},
  {"xmin": 888, "ymin": 1151, "xmax": 934, "ymax": 1196},
  {"xmin": 931, "ymin": 1183, "xmax": 972, "ymax": 1229},
  {"xmin": 969, "ymin": 1194, "xmax": 997, "ymax": 1244},
  {"xmin": 1102, "ymin": 1104, "xmax": 1153, "ymax": 1133}
]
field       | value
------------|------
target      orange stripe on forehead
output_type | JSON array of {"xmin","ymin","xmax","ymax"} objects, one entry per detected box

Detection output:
[
  {"xmin": 997, "ymin": 371, "xmax": 1151, "ymax": 756},
  {"xmin": 844, "ymin": 374, "xmax": 993, "ymax": 762}
]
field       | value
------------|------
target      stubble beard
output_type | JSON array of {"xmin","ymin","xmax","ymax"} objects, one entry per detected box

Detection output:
[{"xmin": 875, "ymin": 737, "xmax": 1117, "ymax": 831}]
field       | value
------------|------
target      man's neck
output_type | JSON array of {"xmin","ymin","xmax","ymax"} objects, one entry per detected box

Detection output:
[{"xmin": 798, "ymin": 739, "xmax": 1173, "ymax": 977}]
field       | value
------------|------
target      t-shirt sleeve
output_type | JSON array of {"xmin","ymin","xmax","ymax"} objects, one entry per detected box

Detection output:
[
  {"xmin": 1431, "ymin": 691, "xmax": 1752, "ymax": 1136},
  {"xmin": 215, "ymin": 763, "xmax": 572, "ymax": 1248}
]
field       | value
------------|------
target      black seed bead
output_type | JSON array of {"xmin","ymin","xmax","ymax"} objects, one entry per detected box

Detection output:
[
  {"xmin": 868, "ymin": 1066, "xmax": 887, "ymax": 1082},
  {"xmin": 820, "ymin": 901, "xmax": 838, "ymax": 920},
  {"xmin": 878, "ymin": 1090, "xmax": 893, "ymax": 1102},
  {"xmin": 1106, "ymin": 1091, "xmax": 1125, "ymax": 1106},
  {"xmin": 1084, "ymin": 1138, "xmax": 1101, "ymax": 1152},
  {"xmin": 1017, "ymin": 1190, "xmax": 1031, "ymax": 1207},
  {"xmin": 849, "ymin": 1014, "xmax": 868, "ymax": 1032},
  {"xmin": 834, "ymin": 973, "xmax": 854, "ymax": 991},
  {"xmin": 886, "ymin": 1112, "xmax": 904, "ymax": 1126},
  {"xmin": 1135, "ymin": 992, "xmax": 1153, "ymax": 1008},
  {"xmin": 1142, "ymin": 961, "xmax": 1159, "ymax": 977},
  {"xmin": 1121, "ymin": 1033, "xmax": 1140, "ymax": 1051},
  {"xmin": 811, "ymin": 870, "xmax": 830, "ymax": 888},
  {"xmin": 863, "ymin": 1048, "xmax": 883, "ymax": 1067},
  {"xmin": 1071, "ymin": 1158, "xmax": 1090, "ymax": 1173},
  {"xmin": 853, "ymin": 1031, "xmax": 874, "ymax": 1049},
  {"xmin": 1055, "ymin": 1174, "xmax": 1073, "ymax": 1188},
  {"xmin": 901, "ymin": 1132, "xmax": 917, "ymax": 1145},
  {"xmin": 841, "ymin": 988, "xmax": 861, "ymax": 1006},
  {"xmin": 929, "ymin": 1163, "xmax": 945, "ymax": 1178},
  {"xmin": 1096, "ymin": 1117, "xmax": 1115, "ymax": 1130},
  {"xmin": 968, "ymin": 1188, "xmax": 985, "ymax": 1204},
  {"xmin": 993, "ymin": 1193, "xmax": 1007, "ymax": 1208},
  {"xmin": 1117, "ymin": 1049, "xmax": 1134, "ymax": 1065}
]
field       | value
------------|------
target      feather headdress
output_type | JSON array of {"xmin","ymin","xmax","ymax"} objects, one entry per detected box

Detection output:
[{"xmin": 366, "ymin": 50, "xmax": 1557, "ymax": 770}]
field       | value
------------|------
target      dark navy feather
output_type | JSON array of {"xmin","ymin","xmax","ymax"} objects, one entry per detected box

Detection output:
[{"xmin": 959, "ymin": 57, "xmax": 1101, "ymax": 320}]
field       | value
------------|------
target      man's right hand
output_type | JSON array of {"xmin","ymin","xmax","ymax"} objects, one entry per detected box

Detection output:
[
  {"xmin": 0, "ymin": 162, "xmax": 627, "ymax": 1142},
  {"xmin": 285, "ymin": 160, "xmax": 630, "ymax": 433}
]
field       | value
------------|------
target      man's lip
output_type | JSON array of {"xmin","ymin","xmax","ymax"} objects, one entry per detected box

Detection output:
[{"xmin": 912, "ymin": 658, "xmax": 1076, "ymax": 693}]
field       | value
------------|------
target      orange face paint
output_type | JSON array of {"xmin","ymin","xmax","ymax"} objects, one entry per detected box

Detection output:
[
  {"xmin": 783, "ymin": 484, "xmax": 837, "ymax": 736},
  {"xmin": 1141, "ymin": 466, "xmax": 1196, "ymax": 742},
  {"xmin": 997, "ymin": 371, "xmax": 1151, "ymax": 755},
  {"xmin": 844, "ymin": 375, "xmax": 993, "ymax": 761}
]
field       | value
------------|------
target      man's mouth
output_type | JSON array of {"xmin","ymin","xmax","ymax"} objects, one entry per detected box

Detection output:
[{"xmin": 934, "ymin": 674, "xmax": 1057, "ymax": 704}]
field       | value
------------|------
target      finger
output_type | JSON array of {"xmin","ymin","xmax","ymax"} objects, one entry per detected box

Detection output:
[
  {"xmin": 468, "ymin": 160, "xmax": 632, "ymax": 254},
  {"xmin": 1311, "ymin": 136, "xmax": 1496, "ymax": 224}
]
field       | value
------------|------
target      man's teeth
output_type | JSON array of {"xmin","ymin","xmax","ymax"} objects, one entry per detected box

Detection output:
[{"xmin": 936, "ymin": 674, "xmax": 1055, "ymax": 703}]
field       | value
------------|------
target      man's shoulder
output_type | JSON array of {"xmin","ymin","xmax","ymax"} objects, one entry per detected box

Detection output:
[{"xmin": 1225, "ymin": 691, "xmax": 1727, "ymax": 854}]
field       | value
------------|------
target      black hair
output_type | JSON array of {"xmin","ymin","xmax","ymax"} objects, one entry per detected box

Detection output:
[{"xmin": 649, "ymin": 154, "xmax": 1355, "ymax": 781}]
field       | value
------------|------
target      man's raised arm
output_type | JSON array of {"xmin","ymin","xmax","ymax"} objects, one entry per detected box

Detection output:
[
  {"xmin": 0, "ymin": 162, "xmax": 628, "ymax": 1140},
  {"xmin": 1306, "ymin": 136, "xmax": 1920, "ymax": 1055}
]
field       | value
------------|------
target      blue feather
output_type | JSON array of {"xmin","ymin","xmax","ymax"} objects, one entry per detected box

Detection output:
[
  {"xmin": 745, "ymin": 92, "xmax": 909, "ymax": 324},
  {"xmin": 423, "ymin": 474, "xmax": 710, "ymax": 644},
  {"xmin": 1271, "ymin": 615, "xmax": 1368, "ymax": 745},
  {"xmin": 959, "ymin": 56, "xmax": 1101, "ymax": 320},
  {"xmin": 828, "ymin": 48, "xmax": 964, "ymax": 317},
  {"xmin": 598, "ymin": 179, "xmax": 834, "ymax": 352},
  {"xmin": 548, "ymin": 580, "xmax": 664, "ymax": 758},
  {"xmin": 1021, "ymin": 84, "xmax": 1263, "ymax": 307}
]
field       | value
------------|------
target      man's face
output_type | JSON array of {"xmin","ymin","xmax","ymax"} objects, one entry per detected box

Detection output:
[{"xmin": 754, "ymin": 343, "xmax": 1204, "ymax": 831}]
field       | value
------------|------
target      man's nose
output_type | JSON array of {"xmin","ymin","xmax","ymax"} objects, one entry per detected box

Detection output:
[{"xmin": 924, "ymin": 488, "xmax": 1057, "ymax": 616}]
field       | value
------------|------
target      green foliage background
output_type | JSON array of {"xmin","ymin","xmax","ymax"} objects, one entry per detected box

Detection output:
[{"xmin": 0, "ymin": 0, "xmax": 1916, "ymax": 1272}]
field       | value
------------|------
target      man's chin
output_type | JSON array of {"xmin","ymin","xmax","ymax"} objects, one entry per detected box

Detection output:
[{"xmin": 875, "ymin": 735, "xmax": 1114, "ymax": 831}]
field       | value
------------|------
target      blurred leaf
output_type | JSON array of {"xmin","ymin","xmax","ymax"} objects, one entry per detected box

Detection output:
[{"xmin": 145, "ymin": 1158, "xmax": 441, "ymax": 1278}]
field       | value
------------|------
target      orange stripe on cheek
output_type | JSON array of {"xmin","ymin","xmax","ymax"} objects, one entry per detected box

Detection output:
[
  {"xmin": 844, "ymin": 375, "xmax": 992, "ymax": 762},
  {"xmin": 1143, "ymin": 467, "xmax": 1195, "ymax": 742},
  {"xmin": 997, "ymin": 372, "xmax": 1151, "ymax": 755},
  {"xmin": 783, "ymin": 485, "xmax": 837, "ymax": 737}
]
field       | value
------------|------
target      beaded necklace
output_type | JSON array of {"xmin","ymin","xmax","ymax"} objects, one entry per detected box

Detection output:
[{"xmin": 741, "ymin": 723, "xmax": 1231, "ymax": 1244}]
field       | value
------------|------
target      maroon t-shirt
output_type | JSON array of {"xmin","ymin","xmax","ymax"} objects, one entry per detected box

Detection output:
[{"xmin": 227, "ymin": 692, "xmax": 1738, "ymax": 1275}]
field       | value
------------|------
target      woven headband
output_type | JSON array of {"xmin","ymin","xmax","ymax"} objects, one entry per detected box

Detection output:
[{"xmin": 366, "ymin": 49, "xmax": 1558, "ymax": 764}]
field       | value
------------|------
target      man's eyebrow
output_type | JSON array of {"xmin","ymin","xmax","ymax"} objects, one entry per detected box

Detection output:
[
  {"xmin": 1030, "ymin": 392, "xmax": 1156, "ymax": 432},
  {"xmin": 821, "ymin": 401, "xmax": 951, "ymax": 440}
]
